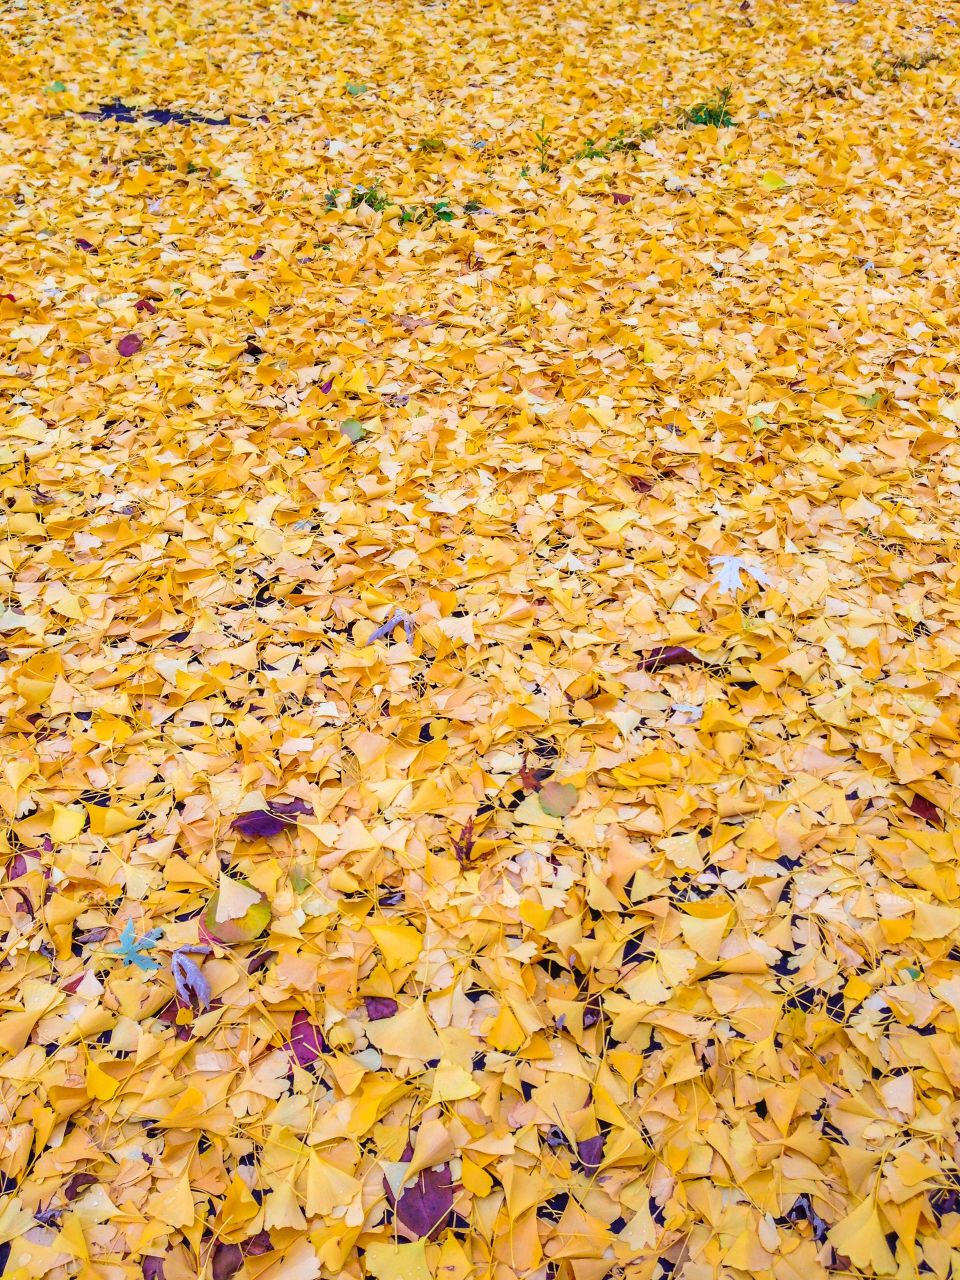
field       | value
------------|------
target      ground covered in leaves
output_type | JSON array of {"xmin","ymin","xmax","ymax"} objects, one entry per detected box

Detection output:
[{"xmin": 2, "ymin": 0, "xmax": 960, "ymax": 1276}]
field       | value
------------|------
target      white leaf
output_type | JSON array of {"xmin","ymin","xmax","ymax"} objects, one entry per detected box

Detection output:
[{"xmin": 709, "ymin": 555, "xmax": 770, "ymax": 596}]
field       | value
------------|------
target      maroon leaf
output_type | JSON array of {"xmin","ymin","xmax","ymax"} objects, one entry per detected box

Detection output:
[
  {"xmin": 241, "ymin": 1231, "xmax": 273, "ymax": 1257},
  {"xmin": 452, "ymin": 816, "xmax": 476, "ymax": 864},
  {"xmin": 211, "ymin": 1242, "xmax": 244, "ymax": 1280},
  {"xmin": 64, "ymin": 1173, "xmax": 97, "ymax": 1201},
  {"xmin": 637, "ymin": 645, "xmax": 705, "ymax": 672},
  {"xmin": 135, "ymin": 298, "xmax": 158, "ymax": 314},
  {"xmin": 231, "ymin": 810, "xmax": 286, "ymax": 839},
  {"xmin": 1, "ymin": 292, "xmax": 15, "ymax": 302},
  {"xmin": 909, "ymin": 794, "xmax": 942, "ymax": 827},
  {"xmin": 389, "ymin": 1164, "xmax": 455, "ymax": 1239},
  {"xmin": 287, "ymin": 1010, "xmax": 326, "ymax": 1065},
  {"xmin": 142, "ymin": 1259, "xmax": 165, "ymax": 1280},
  {"xmin": 364, "ymin": 996, "xmax": 398, "ymax": 1020},
  {"xmin": 117, "ymin": 333, "xmax": 143, "ymax": 357},
  {"xmin": 612, "ymin": 193, "xmax": 631, "ymax": 205},
  {"xmin": 578, "ymin": 1133, "xmax": 605, "ymax": 1173}
]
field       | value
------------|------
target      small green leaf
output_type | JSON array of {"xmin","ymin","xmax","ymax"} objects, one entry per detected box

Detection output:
[
  {"xmin": 751, "ymin": 415, "xmax": 767, "ymax": 433},
  {"xmin": 539, "ymin": 780, "xmax": 578, "ymax": 818},
  {"xmin": 761, "ymin": 171, "xmax": 788, "ymax": 191},
  {"xmin": 341, "ymin": 417, "xmax": 365, "ymax": 442},
  {"xmin": 858, "ymin": 391, "xmax": 881, "ymax": 408},
  {"xmin": 346, "ymin": 82, "xmax": 369, "ymax": 96},
  {"xmin": 47, "ymin": 80, "xmax": 67, "ymax": 93}
]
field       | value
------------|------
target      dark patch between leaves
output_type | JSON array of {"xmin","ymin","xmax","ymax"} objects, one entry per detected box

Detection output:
[{"xmin": 83, "ymin": 100, "xmax": 232, "ymax": 126}]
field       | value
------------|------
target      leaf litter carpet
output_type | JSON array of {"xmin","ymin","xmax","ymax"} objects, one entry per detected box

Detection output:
[{"xmin": 1, "ymin": 0, "xmax": 960, "ymax": 1278}]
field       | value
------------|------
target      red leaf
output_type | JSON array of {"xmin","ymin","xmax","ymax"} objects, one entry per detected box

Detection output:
[
  {"xmin": 909, "ymin": 794, "xmax": 942, "ymax": 826},
  {"xmin": 637, "ymin": 645, "xmax": 705, "ymax": 671},
  {"xmin": 135, "ymin": 298, "xmax": 158, "ymax": 314},
  {"xmin": 364, "ymin": 996, "xmax": 398, "ymax": 1020},
  {"xmin": 519, "ymin": 750, "xmax": 546, "ymax": 793},
  {"xmin": 286, "ymin": 1010, "xmax": 326, "ymax": 1065},
  {"xmin": 117, "ymin": 333, "xmax": 143, "ymax": 357}
]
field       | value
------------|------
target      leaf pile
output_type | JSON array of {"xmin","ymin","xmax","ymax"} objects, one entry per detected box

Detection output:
[{"xmin": 1, "ymin": 0, "xmax": 960, "ymax": 1277}]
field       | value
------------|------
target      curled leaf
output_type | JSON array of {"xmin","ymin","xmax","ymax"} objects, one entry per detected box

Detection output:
[
  {"xmin": 171, "ymin": 947, "xmax": 211, "ymax": 1011},
  {"xmin": 366, "ymin": 611, "xmax": 415, "ymax": 645}
]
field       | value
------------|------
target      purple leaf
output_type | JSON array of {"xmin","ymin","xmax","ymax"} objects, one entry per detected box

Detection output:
[
  {"xmin": 269, "ymin": 797, "xmax": 312, "ymax": 819},
  {"xmin": 7, "ymin": 853, "xmax": 28, "ymax": 880},
  {"xmin": 211, "ymin": 1243, "xmax": 243, "ymax": 1280},
  {"xmin": 578, "ymin": 1133, "xmax": 605, "ymax": 1173},
  {"xmin": 389, "ymin": 1164, "xmax": 455, "ymax": 1239},
  {"xmin": 64, "ymin": 1172, "xmax": 97, "ymax": 1201},
  {"xmin": 231, "ymin": 810, "xmax": 286, "ymax": 839},
  {"xmin": 251, "ymin": 248, "xmax": 266, "ymax": 261},
  {"xmin": 171, "ymin": 948, "xmax": 211, "ymax": 1011},
  {"xmin": 287, "ymin": 1010, "xmax": 326, "ymax": 1065},
  {"xmin": 612, "ymin": 193, "xmax": 631, "ymax": 204},
  {"xmin": 319, "ymin": 378, "xmax": 333, "ymax": 393},
  {"xmin": 142, "ymin": 1259, "xmax": 166, "ymax": 1280},
  {"xmin": 117, "ymin": 333, "xmax": 143, "ymax": 357},
  {"xmin": 637, "ymin": 645, "xmax": 706, "ymax": 672},
  {"xmin": 366, "ymin": 611, "xmax": 415, "ymax": 646},
  {"xmin": 76, "ymin": 238, "xmax": 97, "ymax": 253},
  {"xmin": 364, "ymin": 996, "xmax": 398, "ymax": 1020},
  {"xmin": 909, "ymin": 794, "xmax": 942, "ymax": 826},
  {"xmin": 135, "ymin": 298, "xmax": 158, "ymax": 314}
]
